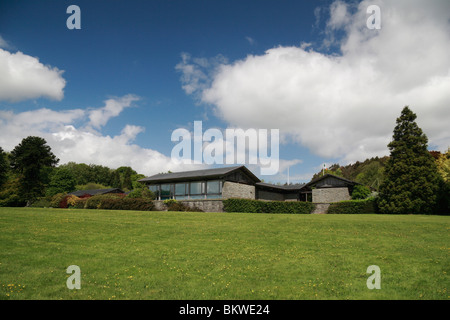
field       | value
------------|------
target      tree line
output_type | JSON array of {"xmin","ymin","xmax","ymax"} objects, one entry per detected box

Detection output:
[
  {"xmin": 0, "ymin": 106, "xmax": 449, "ymax": 213},
  {"xmin": 0, "ymin": 137, "xmax": 145, "ymax": 206}
]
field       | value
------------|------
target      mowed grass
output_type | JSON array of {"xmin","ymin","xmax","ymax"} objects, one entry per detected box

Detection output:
[{"xmin": 0, "ymin": 207, "xmax": 448, "ymax": 300}]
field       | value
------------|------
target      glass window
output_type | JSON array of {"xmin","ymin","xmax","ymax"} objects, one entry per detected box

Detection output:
[
  {"xmin": 189, "ymin": 195, "xmax": 205, "ymax": 200},
  {"xmin": 190, "ymin": 182, "xmax": 203, "ymax": 195},
  {"xmin": 206, "ymin": 194, "xmax": 222, "ymax": 199},
  {"xmin": 149, "ymin": 185, "xmax": 159, "ymax": 193},
  {"xmin": 207, "ymin": 180, "xmax": 221, "ymax": 194},
  {"xmin": 175, "ymin": 183, "xmax": 186, "ymax": 196},
  {"xmin": 160, "ymin": 184, "xmax": 172, "ymax": 198}
]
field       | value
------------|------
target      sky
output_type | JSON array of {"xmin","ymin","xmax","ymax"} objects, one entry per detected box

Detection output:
[{"xmin": 0, "ymin": 0, "xmax": 449, "ymax": 183}]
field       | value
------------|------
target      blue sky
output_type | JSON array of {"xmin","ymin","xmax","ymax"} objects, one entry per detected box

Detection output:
[{"xmin": 1, "ymin": 0, "xmax": 449, "ymax": 183}]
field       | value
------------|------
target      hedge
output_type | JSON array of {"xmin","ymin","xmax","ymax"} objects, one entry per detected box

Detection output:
[
  {"xmin": 223, "ymin": 198, "xmax": 315, "ymax": 214},
  {"xmin": 327, "ymin": 198, "xmax": 377, "ymax": 214},
  {"xmin": 73, "ymin": 194, "xmax": 154, "ymax": 211}
]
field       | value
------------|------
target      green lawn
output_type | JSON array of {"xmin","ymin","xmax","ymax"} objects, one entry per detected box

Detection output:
[{"xmin": 0, "ymin": 207, "xmax": 448, "ymax": 300}]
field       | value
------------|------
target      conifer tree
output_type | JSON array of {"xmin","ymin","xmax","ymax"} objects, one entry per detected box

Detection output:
[{"xmin": 378, "ymin": 106, "xmax": 442, "ymax": 214}]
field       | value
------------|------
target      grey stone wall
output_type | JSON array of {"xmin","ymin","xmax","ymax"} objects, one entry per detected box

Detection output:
[
  {"xmin": 181, "ymin": 199, "xmax": 224, "ymax": 212},
  {"xmin": 222, "ymin": 181, "xmax": 256, "ymax": 200},
  {"xmin": 153, "ymin": 199, "xmax": 224, "ymax": 212},
  {"xmin": 312, "ymin": 187, "xmax": 351, "ymax": 203}
]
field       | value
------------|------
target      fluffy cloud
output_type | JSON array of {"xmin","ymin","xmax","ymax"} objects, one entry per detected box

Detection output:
[
  {"xmin": 178, "ymin": 0, "xmax": 450, "ymax": 164},
  {"xmin": 0, "ymin": 48, "xmax": 66, "ymax": 102},
  {"xmin": 0, "ymin": 96, "xmax": 197, "ymax": 176},
  {"xmin": 87, "ymin": 95, "xmax": 140, "ymax": 130}
]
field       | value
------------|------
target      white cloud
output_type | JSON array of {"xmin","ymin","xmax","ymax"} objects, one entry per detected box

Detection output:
[
  {"xmin": 245, "ymin": 36, "xmax": 256, "ymax": 45},
  {"xmin": 0, "ymin": 96, "xmax": 197, "ymax": 176},
  {"xmin": 178, "ymin": 0, "xmax": 450, "ymax": 164},
  {"xmin": 87, "ymin": 94, "xmax": 140, "ymax": 130},
  {"xmin": 0, "ymin": 35, "xmax": 12, "ymax": 49},
  {"xmin": 0, "ymin": 48, "xmax": 66, "ymax": 102}
]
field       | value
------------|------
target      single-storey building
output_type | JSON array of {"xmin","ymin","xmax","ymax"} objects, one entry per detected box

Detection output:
[{"xmin": 138, "ymin": 165, "xmax": 360, "ymax": 204}]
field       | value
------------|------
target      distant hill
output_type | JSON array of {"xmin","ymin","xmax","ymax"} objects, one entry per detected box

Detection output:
[
  {"xmin": 312, "ymin": 156, "xmax": 388, "ymax": 190},
  {"xmin": 312, "ymin": 151, "xmax": 446, "ymax": 190}
]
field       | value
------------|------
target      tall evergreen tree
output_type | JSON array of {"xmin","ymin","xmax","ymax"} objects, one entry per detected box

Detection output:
[
  {"xmin": 10, "ymin": 136, "xmax": 59, "ymax": 203},
  {"xmin": 378, "ymin": 106, "xmax": 442, "ymax": 214}
]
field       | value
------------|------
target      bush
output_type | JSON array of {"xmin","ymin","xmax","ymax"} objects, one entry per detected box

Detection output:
[
  {"xmin": 66, "ymin": 195, "xmax": 80, "ymax": 208},
  {"xmin": 351, "ymin": 185, "xmax": 371, "ymax": 200},
  {"xmin": 327, "ymin": 198, "xmax": 377, "ymax": 214},
  {"xmin": 84, "ymin": 194, "xmax": 124, "ymax": 209},
  {"xmin": 223, "ymin": 198, "xmax": 315, "ymax": 214},
  {"xmin": 72, "ymin": 198, "xmax": 87, "ymax": 209},
  {"xmin": 30, "ymin": 197, "xmax": 52, "ymax": 208},
  {"xmin": 98, "ymin": 198, "xmax": 154, "ymax": 211},
  {"xmin": 126, "ymin": 188, "xmax": 155, "ymax": 200},
  {"xmin": 50, "ymin": 193, "xmax": 68, "ymax": 208}
]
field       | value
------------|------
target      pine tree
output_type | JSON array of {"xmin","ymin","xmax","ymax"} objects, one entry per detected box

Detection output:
[
  {"xmin": 10, "ymin": 136, "xmax": 59, "ymax": 203},
  {"xmin": 378, "ymin": 106, "xmax": 442, "ymax": 214}
]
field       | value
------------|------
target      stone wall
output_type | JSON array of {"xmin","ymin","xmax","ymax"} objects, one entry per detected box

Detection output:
[
  {"xmin": 222, "ymin": 181, "xmax": 256, "ymax": 200},
  {"xmin": 153, "ymin": 199, "xmax": 224, "ymax": 212},
  {"xmin": 312, "ymin": 187, "xmax": 351, "ymax": 203}
]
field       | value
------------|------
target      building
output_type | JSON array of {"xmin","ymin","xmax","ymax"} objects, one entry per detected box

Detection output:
[{"xmin": 138, "ymin": 165, "xmax": 360, "ymax": 207}]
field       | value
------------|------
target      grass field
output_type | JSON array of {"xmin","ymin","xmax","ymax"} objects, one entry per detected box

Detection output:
[{"xmin": 0, "ymin": 207, "xmax": 448, "ymax": 300}]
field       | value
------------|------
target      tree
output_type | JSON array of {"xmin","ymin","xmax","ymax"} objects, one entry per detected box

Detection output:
[
  {"xmin": 378, "ymin": 107, "xmax": 442, "ymax": 214},
  {"xmin": 351, "ymin": 185, "xmax": 371, "ymax": 200},
  {"xmin": 46, "ymin": 168, "xmax": 76, "ymax": 196},
  {"xmin": 435, "ymin": 148, "xmax": 450, "ymax": 214},
  {"xmin": 436, "ymin": 148, "xmax": 450, "ymax": 183},
  {"xmin": 355, "ymin": 161, "xmax": 384, "ymax": 190},
  {"xmin": 0, "ymin": 147, "xmax": 8, "ymax": 189},
  {"xmin": 10, "ymin": 136, "xmax": 59, "ymax": 203}
]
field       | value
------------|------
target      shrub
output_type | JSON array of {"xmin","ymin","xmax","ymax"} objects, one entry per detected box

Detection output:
[
  {"xmin": 327, "ymin": 198, "xmax": 377, "ymax": 214},
  {"xmin": 66, "ymin": 195, "xmax": 80, "ymax": 208},
  {"xmin": 30, "ymin": 197, "xmax": 52, "ymax": 208},
  {"xmin": 126, "ymin": 188, "xmax": 155, "ymax": 200},
  {"xmin": 351, "ymin": 185, "xmax": 371, "ymax": 200},
  {"xmin": 72, "ymin": 198, "xmax": 87, "ymax": 209},
  {"xmin": 50, "ymin": 193, "xmax": 68, "ymax": 208},
  {"xmin": 223, "ymin": 198, "xmax": 315, "ymax": 214},
  {"xmin": 85, "ymin": 194, "xmax": 124, "ymax": 209},
  {"xmin": 98, "ymin": 198, "xmax": 154, "ymax": 211}
]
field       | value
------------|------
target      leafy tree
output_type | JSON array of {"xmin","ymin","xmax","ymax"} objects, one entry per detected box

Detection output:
[
  {"xmin": 0, "ymin": 176, "xmax": 25, "ymax": 207},
  {"xmin": 0, "ymin": 147, "xmax": 8, "ymax": 189},
  {"xmin": 75, "ymin": 182, "xmax": 110, "ymax": 191},
  {"xmin": 10, "ymin": 136, "xmax": 59, "ymax": 203},
  {"xmin": 110, "ymin": 170, "xmax": 122, "ymax": 189},
  {"xmin": 355, "ymin": 161, "xmax": 384, "ymax": 190},
  {"xmin": 378, "ymin": 107, "xmax": 442, "ymax": 214},
  {"xmin": 436, "ymin": 148, "xmax": 450, "ymax": 183},
  {"xmin": 46, "ymin": 168, "xmax": 77, "ymax": 196},
  {"xmin": 435, "ymin": 149, "xmax": 450, "ymax": 214},
  {"xmin": 351, "ymin": 185, "xmax": 371, "ymax": 200}
]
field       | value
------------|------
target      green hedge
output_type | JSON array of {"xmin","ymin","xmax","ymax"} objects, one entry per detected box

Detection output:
[
  {"xmin": 327, "ymin": 198, "xmax": 377, "ymax": 214},
  {"xmin": 74, "ymin": 194, "xmax": 154, "ymax": 211},
  {"xmin": 223, "ymin": 198, "xmax": 315, "ymax": 214}
]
